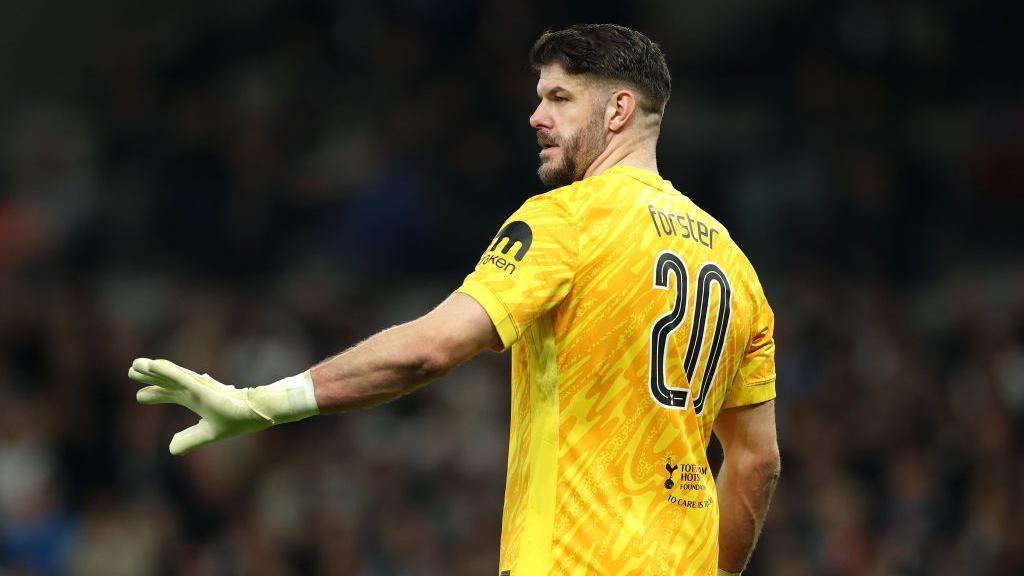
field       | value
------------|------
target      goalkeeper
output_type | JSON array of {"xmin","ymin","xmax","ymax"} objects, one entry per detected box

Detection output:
[{"xmin": 130, "ymin": 23, "xmax": 779, "ymax": 576}]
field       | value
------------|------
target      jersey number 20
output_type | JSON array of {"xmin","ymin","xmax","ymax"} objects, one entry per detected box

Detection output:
[{"xmin": 649, "ymin": 251, "xmax": 732, "ymax": 414}]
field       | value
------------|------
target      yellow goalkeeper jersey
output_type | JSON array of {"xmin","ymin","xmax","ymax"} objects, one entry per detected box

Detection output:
[{"xmin": 457, "ymin": 165, "xmax": 776, "ymax": 576}]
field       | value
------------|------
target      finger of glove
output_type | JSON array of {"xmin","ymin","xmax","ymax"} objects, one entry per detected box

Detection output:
[
  {"xmin": 147, "ymin": 359, "xmax": 203, "ymax": 393},
  {"xmin": 131, "ymin": 357, "xmax": 160, "ymax": 376},
  {"xmin": 130, "ymin": 358, "xmax": 187, "ymax": 390},
  {"xmin": 147, "ymin": 359, "xmax": 226, "ymax": 394},
  {"xmin": 136, "ymin": 385, "xmax": 181, "ymax": 406},
  {"xmin": 169, "ymin": 419, "xmax": 217, "ymax": 456},
  {"xmin": 128, "ymin": 367, "xmax": 172, "ymax": 388}
]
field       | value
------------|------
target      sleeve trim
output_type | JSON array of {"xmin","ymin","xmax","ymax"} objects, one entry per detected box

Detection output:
[
  {"xmin": 744, "ymin": 375, "xmax": 777, "ymax": 386},
  {"xmin": 721, "ymin": 378, "xmax": 776, "ymax": 410},
  {"xmin": 456, "ymin": 278, "xmax": 520, "ymax": 351}
]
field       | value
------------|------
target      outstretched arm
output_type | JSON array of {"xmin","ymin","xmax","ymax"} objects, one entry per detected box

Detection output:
[
  {"xmin": 310, "ymin": 291, "xmax": 500, "ymax": 412},
  {"xmin": 129, "ymin": 292, "xmax": 500, "ymax": 455},
  {"xmin": 714, "ymin": 399, "xmax": 780, "ymax": 575}
]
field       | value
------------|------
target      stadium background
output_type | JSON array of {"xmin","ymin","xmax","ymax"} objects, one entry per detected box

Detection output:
[{"xmin": 1, "ymin": 1, "xmax": 1021, "ymax": 574}]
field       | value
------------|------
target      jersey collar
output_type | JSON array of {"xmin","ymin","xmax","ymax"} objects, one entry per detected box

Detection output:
[{"xmin": 602, "ymin": 165, "xmax": 675, "ymax": 193}]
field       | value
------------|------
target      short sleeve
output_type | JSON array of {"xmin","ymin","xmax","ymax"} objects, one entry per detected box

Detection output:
[
  {"xmin": 456, "ymin": 194, "xmax": 578, "ymax": 351},
  {"xmin": 723, "ymin": 285, "xmax": 777, "ymax": 409}
]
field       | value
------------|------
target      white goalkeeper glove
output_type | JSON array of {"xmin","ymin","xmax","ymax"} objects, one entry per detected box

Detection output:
[{"xmin": 128, "ymin": 358, "xmax": 319, "ymax": 455}]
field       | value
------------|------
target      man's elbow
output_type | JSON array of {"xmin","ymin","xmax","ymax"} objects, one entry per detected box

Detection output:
[
  {"xmin": 752, "ymin": 446, "xmax": 781, "ymax": 486},
  {"xmin": 408, "ymin": 333, "xmax": 464, "ymax": 380},
  {"xmin": 415, "ymin": 323, "xmax": 488, "ymax": 378},
  {"xmin": 764, "ymin": 452, "xmax": 782, "ymax": 485},
  {"xmin": 404, "ymin": 305, "xmax": 494, "ymax": 381},
  {"xmin": 729, "ymin": 444, "xmax": 781, "ymax": 486},
  {"xmin": 416, "ymin": 347, "xmax": 457, "ymax": 380}
]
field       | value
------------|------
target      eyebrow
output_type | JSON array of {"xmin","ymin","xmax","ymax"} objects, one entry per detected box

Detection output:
[{"xmin": 538, "ymin": 85, "xmax": 570, "ymax": 98}]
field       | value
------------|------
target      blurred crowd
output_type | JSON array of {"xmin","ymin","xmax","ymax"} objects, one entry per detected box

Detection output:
[{"xmin": 1, "ymin": 0, "xmax": 1022, "ymax": 574}]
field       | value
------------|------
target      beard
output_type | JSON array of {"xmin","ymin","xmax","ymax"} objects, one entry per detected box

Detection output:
[{"xmin": 537, "ymin": 114, "xmax": 605, "ymax": 187}]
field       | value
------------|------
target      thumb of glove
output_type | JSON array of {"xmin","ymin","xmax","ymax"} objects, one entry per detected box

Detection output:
[{"xmin": 169, "ymin": 419, "xmax": 217, "ymax": 456}]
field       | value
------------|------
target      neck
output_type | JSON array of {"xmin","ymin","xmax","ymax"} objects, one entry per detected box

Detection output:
[{"xmin": 583, "ymin": 133, "xmax": 659, "ymax": 179}]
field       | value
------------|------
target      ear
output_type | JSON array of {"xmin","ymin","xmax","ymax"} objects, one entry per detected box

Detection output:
[{"xmin": 606, "ymin": 90, "xmax": 638, "ymax": 133}]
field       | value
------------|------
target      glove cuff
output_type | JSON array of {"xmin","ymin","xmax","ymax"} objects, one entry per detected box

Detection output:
[
  {"xmin": 247, "ymin": 370, "xmax": 320, "ymax": 425},
  {"xmin": 718, "ymin": 569, "xmax": 741, "ymax": 576}
]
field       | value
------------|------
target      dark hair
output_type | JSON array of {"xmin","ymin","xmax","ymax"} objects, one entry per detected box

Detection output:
[{"xmin": 530, "ymin": 24, "xmax": 671, "ymax": 113}]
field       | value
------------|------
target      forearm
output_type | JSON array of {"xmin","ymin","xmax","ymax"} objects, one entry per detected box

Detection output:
[
  {"xmin": 717, "ymin": 456, "xmax": 780, "ymax": 573},
  {"xmin": 310, "ymin": 318, "xmax": 449, "ymax": 413}
]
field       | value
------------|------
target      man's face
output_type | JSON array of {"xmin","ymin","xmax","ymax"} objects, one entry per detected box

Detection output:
[{"xmin": 530, "ymin": 64, "xmax": 607, "ymax": 187}]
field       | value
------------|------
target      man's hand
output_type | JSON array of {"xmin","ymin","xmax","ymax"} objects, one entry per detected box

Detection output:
[{"xmin": 128, "ymin": 358, "xmax": 317, "ymax": 455}]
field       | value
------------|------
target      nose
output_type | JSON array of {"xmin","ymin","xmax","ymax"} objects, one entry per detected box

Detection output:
[{"xmin": 529, "ymin": 101, "xmax": 550, "ymax": 130}]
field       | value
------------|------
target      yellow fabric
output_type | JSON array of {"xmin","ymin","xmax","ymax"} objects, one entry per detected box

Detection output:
[
  {"xmin": 457, "ymin": 278, "xmax": 520, "ymax": 350},
  {"xmin": 456, "ymin": 165, "xmax": 776, "ymax": 576}
]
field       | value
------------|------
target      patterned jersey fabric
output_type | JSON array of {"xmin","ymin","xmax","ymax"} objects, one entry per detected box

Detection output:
[{"xmin": 457, "ymin": 165, "xmax": 776, "ymax": 576}]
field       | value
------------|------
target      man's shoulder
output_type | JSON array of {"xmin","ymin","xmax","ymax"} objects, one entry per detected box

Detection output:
[
  {"xmin": 666, "ymin": 198, "xmax": 763, "ymax": 293},
  {"xmin": 536, "ymin": 168, "xmax": 643, "ymax": 210},
  {"xmin": 719, "ymin": 234, "xmax": 769, "ymax": 305},
  {"xmin": 537, "ymin": 178, "xmax": 586, "ymax": 203},
  {"xmin": 516, "ymin": 180, "xmax": 588, "ymax": 219}
]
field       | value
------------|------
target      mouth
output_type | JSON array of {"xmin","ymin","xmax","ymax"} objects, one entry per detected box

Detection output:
[{"xmin": 537, "ymin": 132, "xmax": 558, "ymax": 152}]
